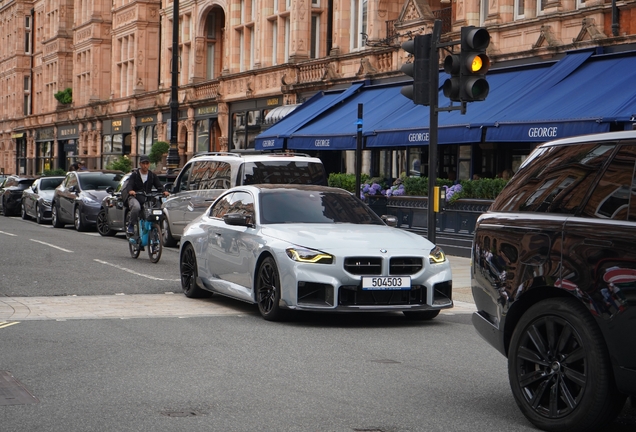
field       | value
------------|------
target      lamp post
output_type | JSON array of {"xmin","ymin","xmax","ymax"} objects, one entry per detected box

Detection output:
[{"xmin": 167, "ymin": 0, "xmax": 180, "ymax": 169}]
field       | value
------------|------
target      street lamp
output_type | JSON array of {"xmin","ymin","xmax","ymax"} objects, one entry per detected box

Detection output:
[{"xmin": 167, "ymin": 0, "xmax": 180, "ymax": 169}]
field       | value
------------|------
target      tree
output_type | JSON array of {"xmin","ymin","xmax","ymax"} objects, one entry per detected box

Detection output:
[
  {"xmin": 149, "ymin": 141, "xmax": 170, "ymax": 164},
  {"xmin": 106, "ymin": 156, "xmax": 132, "ymax": 173}
]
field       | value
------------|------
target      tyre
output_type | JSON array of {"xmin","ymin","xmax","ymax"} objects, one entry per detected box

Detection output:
[
  {"xmin": 35, "ymin": 204, "xmax": 44, "ymax": 224},
  {"xmin": 128, "ymin": 223, "xmax": 140, "ymax": 259},
  {"xmin": 74, "ymin": 206, "xmax": 87, "ymax": 231},
  {"xmin": 508, "ymin": 297, "xmax": 626, "ymax": 432},
  {"xmin": 96, "ymin": 209, "xmax": 116, "ymax": 236},
  {"xmin": 147, "ymin": 223, "xmax": 163, "ymax": 263},
  {"xmin": 180, "ymin": 243, "xmax": 210, "ymax": 298},
  {"xmin": 403, "ymin": 310, "xmax": 440, "ymax": 320},
  {"xmin": 51, "ymin": 203, "xmax": 64, "ymax": 228},
  {"xmin": 256, "ymin": 256, "xmax": 287, "ymax": 321},
  {"xmin": 21, "ymin": 203, "xmax": 29, "ymax": 220},
  {"xmin": 162, "ymin": 217, "xmax": 178, "ymax": 247}
]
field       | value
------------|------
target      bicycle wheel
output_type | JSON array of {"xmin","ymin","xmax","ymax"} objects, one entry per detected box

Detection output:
[
  {"xmin": 147, "ymin": 223, "xmax": 163, "ymax": 263},
  {"xmin": 128, "ymin": 224, "xmax": 141, "ymax": 259}
]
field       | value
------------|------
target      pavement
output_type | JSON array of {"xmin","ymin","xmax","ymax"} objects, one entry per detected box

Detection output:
[{"xmin": 0, "ymin": 255, "xmax": 474, "ymax": 321}]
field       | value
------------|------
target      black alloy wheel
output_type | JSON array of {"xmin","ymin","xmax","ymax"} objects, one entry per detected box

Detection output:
[
  {"xmin": 51, "ymin": 203, "xmax": 64, "ymax": 228},
  {"xmin": 35, "ymin": 204, "xmax": 44, "ymax": 224},
  {"xmin": 256, "ymin": 256, "xmax": 286, "ymax": 321},
  {"xmin": 128, "ymin": 223, "xmax": 141, "ymax": 259},
  {"xmin": 180, "ymin": 244, "xmax": 209, "ymax": 298},
  {"xmin": 161, "ymin": 217, "xmax": 178, "ymax": 247},
  {"xmin": 508, "ymin": 298, "xmax": 626, "ymax": 432},
  {"xmin": 96, "ymin": 209, "xmax": 116, "ymax": 236},
  {"xmin": 74, "ymin": 206, "xmax": 86, "ymax": 232}
]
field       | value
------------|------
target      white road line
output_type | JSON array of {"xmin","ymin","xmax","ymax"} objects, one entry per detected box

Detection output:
[
  {"xmin": 29, "ymin": 239, "xmax": 74, "ymax": 252},
  {"xmin": 0, "ymin": 230, "xmax": 17, "ymax": 236},
  {"xmin": 94, "ymin": 259, "xmax": 180, "ymax": 281}
]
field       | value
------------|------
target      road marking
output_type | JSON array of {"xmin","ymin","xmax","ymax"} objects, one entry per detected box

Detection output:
[
  {"xmin": 29, "ymin": 239, "xmax": 74, "ymax": 253},
  {"xmin": 0, "ymin": 230, "xmax": 17, "ymax": 236},
  {"xmin": 94, "ymin": 259, "xmax": 180, "ymax": 281},
  {"xmin": 0, "ymin": 321, "xmax": 20, "ymax": 329}
]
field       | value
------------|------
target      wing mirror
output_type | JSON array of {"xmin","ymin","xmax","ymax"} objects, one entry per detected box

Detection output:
[
  {"xmin": 223, "ymin": 213, "xmax": 254, "ymax": 228},
  {"xmin": 381, "ymin": 215, "xmax": 398, "ymax": 227}
]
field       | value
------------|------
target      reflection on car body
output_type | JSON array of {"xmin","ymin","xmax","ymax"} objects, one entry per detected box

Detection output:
[{"xmin": 179, "ymin": 185, "xmax": 453, "ymax": 321}]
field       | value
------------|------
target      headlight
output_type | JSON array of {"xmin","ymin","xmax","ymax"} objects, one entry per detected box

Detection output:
[
  {"xmin": 82, "ymin": 196, "xmax": 98, "ymax": 204},
  {"xmin": 42, "ymin": 199, "xmax": 51, "ymax": 206},
  {"xmin": 429, "ymin": 246, "xmax": 446, "ymax": 264},
  {"xmin": 286, "ymin": 247, "xmax": 333, "ymax": 264}
]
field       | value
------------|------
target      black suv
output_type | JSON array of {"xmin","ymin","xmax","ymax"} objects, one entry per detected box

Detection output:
[
  {"xmin": 472, "ymin": 130, "xmax": 636, "ymax": 431},
  {"xmin": 1, "ymin": 175, "xmax": 36, "ymax": 216}
]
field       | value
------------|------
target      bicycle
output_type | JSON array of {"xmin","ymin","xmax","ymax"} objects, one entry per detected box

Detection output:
[{"xmin": 126, "ymin": 191, "xmax": 165, "ymax": 263}]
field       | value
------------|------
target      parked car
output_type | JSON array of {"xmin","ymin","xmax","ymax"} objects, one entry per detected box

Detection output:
[
  {"xmin": 51, "ymin": 170, "xmax": 125, "ymax": 231},
  {"xmin": 96, "ymin": 173, "xmax": 131, "ymax": 236},
  {"xmin": 471, "ymin": 130, "xmax": 636, "ymax": 432},
  {"xmin": 21, "ymin": 176, "xmax": 65, "ymax": 223},
  {"xmin": 179, "ymin": 184, "xmax": 452, "ymax": 321},
  {"xmin": 0, "ymin": 175, "xmax": 36, "ymax": 216},
  {"xmin": 162, "ymin": 152, "xmax": 326, "ymax": 247}
]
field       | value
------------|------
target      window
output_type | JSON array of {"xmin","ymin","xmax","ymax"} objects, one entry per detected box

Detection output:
[
  {"xmin": 196, "ymin": 120, "xmax": 210, "ymax": 153},
  {"xmin": 350, "ymin": 0, "xmax": 367, "ymax": 50},
  {"xmin": 137, "ymin": 125, "xmax": 155, "ymax": 156},
  {"xmin": 284, "ymin": 18, "xmax": 290, "ymax": 62},
  {"xmin": 310, "ymin": 14, "xmax": 320, "ymax": 59},
  {"xmin": 210, "ymin": 193, "xmax": 234, "ymax": 218},
  {"xmin": 190, "ymin": 161, "xmax": 232, "ymax": 190},
  {"xmin": 23, "ymin": 76, "xmax": 31, "ymax": 116},
  {"xmin": 514, "ymin": 0, "xmax": 525, "ymax": 20},
  {"xmin": 537, "ymin": 0, "xmax": 548, "ymax": 15},
  {"xmin": 272, "ymin": 21, "xmax": 278, "ymax": 65},
  {"xmin": 25, "ymin": 15, "xmax": 32, "ymax": 54},
  {"xmin": 480, "ymin": 0, "xmax": 489, "ymax": 26}
]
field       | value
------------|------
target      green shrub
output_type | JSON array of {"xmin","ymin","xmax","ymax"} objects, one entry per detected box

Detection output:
[
  {"xmin": 42, "ymin": 168, "xmax": 67, "ymax": 176},
  {"xmin": 149, "ymin": 141, "xmax": 170, "ymax": 164},
  {"xmin": 54, "ymin": 88, "xmax": 73, "ymax": 105},
  {"xmin": 328, "ymin": 173, "xmax": 369, "ymax": 192},
  {"xmin": 106, "ymin": 156, "xmax": 132, "ymax": 173}
]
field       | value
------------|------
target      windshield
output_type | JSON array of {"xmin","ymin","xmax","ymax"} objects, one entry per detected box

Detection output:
[
  {"xmin": 40, "ymin": 177, "xmax": 64, "ymax": 191},
  {"xmin": 242, "ymin": 161, "xmax": 326, "ymax": 185},
  {"xmin": 259, "ymin": 189, "xmax": 384, "ymax": 225},
  {"xmin": 79, "ymin": 173, "xmax": 124, "ymax": 190},
  {"xmin": 17, "ymin": 179, "xmax": 35, "ymax": 190}
]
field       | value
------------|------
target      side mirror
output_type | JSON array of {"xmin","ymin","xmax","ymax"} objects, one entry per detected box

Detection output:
[
  {"xmin": 69, "ymin": 185, "xmax": 77, "ymax": 193},
  {"xmin": 381, "ymin": 215, "xmax": 398, "ymax": 227},
  {"xmin": 223, "ymin": 213, "xmax": 254, "ymax": 228},
  {"xmin": 163, "ymin": 182, "xmax": 174, "ymax": 193},
  {"xmin": 106, "ymin": 186, "xmax": 114, "ymax": 194}
]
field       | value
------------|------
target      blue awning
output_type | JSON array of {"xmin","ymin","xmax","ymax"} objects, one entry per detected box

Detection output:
[
  {"xmin": 254, "ymin": 82, "xmax": 365, "ymax": 150},
  {"xmin": 486, "ymin": 52, "xmax": 636, "ymax": 142},
  {"xmin": 286, "ymin": 82, "xmax": 413, "ymax": 150}
]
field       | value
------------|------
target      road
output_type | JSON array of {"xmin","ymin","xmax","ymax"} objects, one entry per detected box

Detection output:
[{"xmin": 1, "ymin": 215, "xmax": 634, "ymax": 431}]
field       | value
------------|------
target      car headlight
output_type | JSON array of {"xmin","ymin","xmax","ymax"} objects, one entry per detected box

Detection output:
[
  {"xmin": 42, "ymin": 199, "xmax": 51, "ymax": 206},
  {"xmin": 286, "ymin": 247, "xmax": 334, "ymax": 264},
  {"xmin": 429, "ymin": 246, "xmax": 446, "ymax": 264},
  {"xmin": 82, "ymin": 196, "xmax": 98, "ymax": 204}
]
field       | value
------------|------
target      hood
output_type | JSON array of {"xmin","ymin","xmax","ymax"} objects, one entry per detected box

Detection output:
[
  {"xmin": 260, "ymin": 223, "xmax": 435, "ymax": 254},
  {"xmin": 81, "ymin": 190, "xmax": 110, "ymax": 203},
  {"xmin": 38, "ymin": 190, "xmax": 56, "ymax": 200}
]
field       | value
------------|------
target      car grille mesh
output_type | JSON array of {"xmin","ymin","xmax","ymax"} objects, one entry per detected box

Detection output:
[{"xmin": 344, "ymin": 257, "xmax": 423, "ymax": 276}]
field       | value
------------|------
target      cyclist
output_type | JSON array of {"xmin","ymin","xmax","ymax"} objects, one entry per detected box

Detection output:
[{"xmin": 126, "ymin": 155, "xmax": 169, "ymax": 234}]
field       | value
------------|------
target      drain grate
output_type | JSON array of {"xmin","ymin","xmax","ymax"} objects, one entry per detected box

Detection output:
[
  {"xmin": 160, "ymin": 410, "xmax": 203, "ymax": 417},
  {"xmin": 0, "ymin": 371, "xmax": 39, "ymax": 406}
]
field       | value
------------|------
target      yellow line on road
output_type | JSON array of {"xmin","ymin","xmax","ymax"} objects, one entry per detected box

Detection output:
[{"xmin": 0, "ymin": 321, "xmax": 20, "ymax": 329}]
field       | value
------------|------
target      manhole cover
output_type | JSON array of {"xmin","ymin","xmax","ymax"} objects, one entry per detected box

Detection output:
[{"xmin": 0, "ymin": 371, "xmax": 39, "ymax": 406}]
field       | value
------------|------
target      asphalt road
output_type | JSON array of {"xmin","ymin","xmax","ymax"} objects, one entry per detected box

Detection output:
[{"xmin": 1, "ymin": 215, "xmax": 634, "ymax": 431}]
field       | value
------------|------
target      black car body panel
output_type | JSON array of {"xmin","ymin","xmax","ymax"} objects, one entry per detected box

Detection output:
[
  {"xmin": 472, "ymin": 131, "xmax": 636, "ymax": 430},
  {"xmin": 1, "ymin": 176, "xmax": 36, "ymax": 215}
]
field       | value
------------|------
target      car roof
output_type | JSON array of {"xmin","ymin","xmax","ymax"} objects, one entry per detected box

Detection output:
[
  {"xmin": 539, "ymin": 130, "xmax": 636, "ymax": 148},
  {"xmin": 236, "ymin": 184, "xmax": 350, "ymax": 194},
  {"xmin": 189, "ymin": 151, "xmax": 322, "ymax": 163},
  {"xmin": 73, "ymin": 170, "xmax": 124, "ymax": 175}
]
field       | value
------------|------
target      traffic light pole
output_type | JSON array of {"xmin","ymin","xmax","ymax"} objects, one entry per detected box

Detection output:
[{"xmin": 427, "ymin": 20, "xmax": 441, "ymax": 244}]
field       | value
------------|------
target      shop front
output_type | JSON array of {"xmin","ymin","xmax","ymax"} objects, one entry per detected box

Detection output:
[
  {"xmin": 57, "ymin": 124, "xmax": 79, "ymax": 171},
  {"xmin": 12, "ymin": 132, "xmax": 27, "ymax": 175},
  {"xmin": 230, "ymin": 97, "xmax": 282, "ymax": 151},
  {"xmin": 102, "ymin": 118, "xmax": 131, "ymax": 168},
  {"xmin": 35, "ymin": 127, "xmax": 54, "ymax": 174},
  {"xmin": 136, "ymin": 114, "xmax": 158, "ymax": 165},
  {"xmin": 194, "ymin": 104, "xmax": 220, "ymax": 153}
]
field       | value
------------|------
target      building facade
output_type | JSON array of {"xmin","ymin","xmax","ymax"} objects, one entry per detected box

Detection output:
[{"xmin": 0, "ymin": 0, "xmax": 635, "ymax": 176}]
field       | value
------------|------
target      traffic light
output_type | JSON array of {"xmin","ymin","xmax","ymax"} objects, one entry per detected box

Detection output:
[
  {"xmin": 459, "ymin": 26, "xmax": 490, "ymax": 102},
  {"xmin": 400, "ymin": 34, "xmax": 431, "ymax": 106},
  {"xmin": 442, "ymin": 26, "xmax": 490, "ymax": 103}
]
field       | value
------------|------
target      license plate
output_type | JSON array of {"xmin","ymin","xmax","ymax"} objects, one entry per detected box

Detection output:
[
  {"xmin": 152, "ymin": 210, "xmax": 162, "ymax": 215},
  {"xmin": 362, "ymin": 276, "xmax": 411, "ymax": 290}
]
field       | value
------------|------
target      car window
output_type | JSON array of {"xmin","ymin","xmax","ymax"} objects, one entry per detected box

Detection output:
[
  {"xmin": 17, "ymin": 179, "xmax": 35, "ymax": 190},
  {"xmin": 190, "ymin": 160, "xmax": 232, "ymax": 190},
  {"xmin": 581, "ymin": 144, "xmax": 636, "ymax": 220},
  {"xmin": 259, "ymin": 190, "xmax": 384, "ymax": 225},
  {"xmin": 242, "ymin": 161, "xmax": 326, "ymax": 185},
  {"xmin": 229, "ymin": 191, "xmax": 255, "ymax": 218},
  {"xmin": 40, "ymin": 178, "xmax": 64, "ymax": 190},
  {"xmin": 176, "ymin": 163, "xmax": 193, "ymax": 192},
  {"xmin": 210, "ymin": 193, "xmax": 234, "ymax": 219},
  {"xmin": 493, "ymin": 143, "xmax": 614, "ymax": 214},
  {"xmin": 78, "ymin": 173, "xmax": 123, "ymax": 190}
]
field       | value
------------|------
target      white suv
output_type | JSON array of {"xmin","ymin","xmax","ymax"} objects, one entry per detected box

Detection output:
[{"xmin": 161, "ymin": 152, "xmax": 326, "ymax": 246}]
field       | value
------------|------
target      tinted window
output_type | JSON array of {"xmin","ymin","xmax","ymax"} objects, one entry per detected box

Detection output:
[
  {"xmin": 177, "ymin": 163, "xmax": 192, "ymax": 192},
  {"xmin": 259, "ymin": 190, "xmax": 384, "ymax": 225},
  {"xmin": 210, "ymin": 193, "xmax": 234, "ymax": 219},
  {"xmin": 39, "ymin": 178, "xmax": 63, "ymax": 190},
  {"xmin": 493, "ymin": 143, "xmax": 614, "ymax": 214},
  {"xmin": 17, "ymin": 179, "xmax": 35, "ymax": 190},
  {"xmin": 242, "ymin": 161, "xmax": 326, "ymax": 185},
  {"xmin": 582, "ymin": 144, "xmax": 636, "ymax": 220},
  {"xmin": 78, "ymin": 173, "xmax": 124, "ymax": 190},
  {"xmin": 190, "ymin": 160, "xmax": 231, "ymax": 190}
]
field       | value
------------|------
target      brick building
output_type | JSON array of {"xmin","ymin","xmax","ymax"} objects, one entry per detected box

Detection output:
[{"xmin": 1, "ymin": 0, "xmax": 635, "ymax": 177}]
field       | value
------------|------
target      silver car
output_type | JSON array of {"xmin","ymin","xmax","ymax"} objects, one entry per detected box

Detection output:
[
  {"xmin": 179, "ymin": 185, "xmax": 453, "ymax": 321},
  {"xmin": 21, "ymin": 176, "xmax": 65, "ymax": 223}
]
